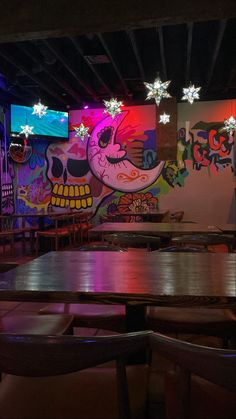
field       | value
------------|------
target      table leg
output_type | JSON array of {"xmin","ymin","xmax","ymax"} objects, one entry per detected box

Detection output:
[
  {"xmin": 125, "ymin": 305, "xmax": 146, "ymax": 332},
  {"xmin": 126, "ymin": 305, "xmax": 148, "ymax": 364}
]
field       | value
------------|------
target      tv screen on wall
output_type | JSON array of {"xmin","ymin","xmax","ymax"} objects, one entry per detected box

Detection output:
[{"xmin": 10, "ymin": 104, "xmax": 69, "ymax": 141}]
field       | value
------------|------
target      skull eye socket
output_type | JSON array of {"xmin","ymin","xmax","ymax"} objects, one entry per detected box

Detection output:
[
  {"xmin": 51, "ymin": 157, "xmax": 63, "ymax": 178},
  {"xmin": 67, "ymin": 158, "xmax": 90, "ymax": 177},
  {"xmin": 98, "ymin": 127, "xmax": 113, "ymax": 148}
]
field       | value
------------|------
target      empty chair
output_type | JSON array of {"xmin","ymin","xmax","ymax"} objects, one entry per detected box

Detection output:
[
  {"xmin": 40, "ymin": 246, "xmax": 126, "ymax": 332},
  {"xmin": 104, "ymin": 233, "xmax": 161, "ymax": 251},
  {"xmin": 77, "ymin": 243, "xmax": 126, "ymax": 252},
  {"xmin": 0, "ymin": 314, "xmax": 74, "ymax": 336},
  {"xmin": 0, "ymin": 330, "xmax": 150, "ymax": 419},
  {"xmin": 40, "ymin": 303, "xmax": 126, "ymax": 332},
  {"xmin": 150, "ymin": 332, "xmax": 236, "ymax": 419},
  {"xmin": 157, "ymin": 246, "xmax": 208, "ymax": 252},
  {"xmin": 146, "ymin": 246, "xmax": 236, "ymax": 347},
  {"xmin": 172, "ymin": 233, "xmax": 235, "ymax": 252},
  {"xmin": 0, "ymin": 263, "xmax": 73, "ymax": 337}
]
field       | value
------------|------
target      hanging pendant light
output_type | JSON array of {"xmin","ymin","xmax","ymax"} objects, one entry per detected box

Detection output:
[{"xmin": 32, "ymin": 99, "xmax": 48, "ymax": 118}]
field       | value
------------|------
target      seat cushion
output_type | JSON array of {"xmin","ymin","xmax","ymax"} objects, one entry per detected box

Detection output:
[
  {"xmin": 146, "ymin": 308, "xmax": 236, "ymax": 335},
  {"xmin": 0, "ymin": 365, "xmax": 148, "ymax": 419},
  {"xmin": 165, "ymin": 370, "xmax": 236, "ymax": 419},
  {"xmin": 0, "ymin": 314, "xmax": 74, "ymax": 335},
  {"xmin": 40, "ymin": 303, "xmax": 126, "ymax": 331}
]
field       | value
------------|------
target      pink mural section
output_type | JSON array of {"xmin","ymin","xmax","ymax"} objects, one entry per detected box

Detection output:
[{"xmin": 5, "ymin": 100, "xmax": 235, "ymax": 223}]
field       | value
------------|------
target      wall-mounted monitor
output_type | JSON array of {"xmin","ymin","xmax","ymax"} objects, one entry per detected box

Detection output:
[{"xmin": 10, "ymin": 104, "xmax": 69, "ymax": 141}]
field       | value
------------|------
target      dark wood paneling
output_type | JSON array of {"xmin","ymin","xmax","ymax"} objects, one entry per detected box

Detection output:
[{"xmin": 156, "ymin": 98, "xmax": 177, "ymax": 160}]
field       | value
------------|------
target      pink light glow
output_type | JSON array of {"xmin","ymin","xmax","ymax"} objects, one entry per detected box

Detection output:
[{"xmin": 84, "ymin": 105, "xmax": 89, "ymax": 109}]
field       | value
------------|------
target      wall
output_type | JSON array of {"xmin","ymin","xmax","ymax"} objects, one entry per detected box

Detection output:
[
  {"xmin": 4, "ymin": 99, "xmax": 235, "ymax": 224},
  {"xmin": 161, "ymin": 100, "xmax": 236, "ymax": 223}
]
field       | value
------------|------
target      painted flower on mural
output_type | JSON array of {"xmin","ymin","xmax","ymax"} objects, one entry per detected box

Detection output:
[{"xmin": 117, "ymin": 192, "xmax": 158, "ymax": 214}]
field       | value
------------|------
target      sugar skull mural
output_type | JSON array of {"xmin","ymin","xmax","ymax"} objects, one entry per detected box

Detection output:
[
  {"xmin": 46, "ymin": 137, "xmax": 112, "ymax": 211},
  {"xmin": 87, "ymin": 111, "xmax": 164, "ymax": 192},
  {"xmin": 0, "ymin": 148, "xmax": 15, "ymax": 214}
]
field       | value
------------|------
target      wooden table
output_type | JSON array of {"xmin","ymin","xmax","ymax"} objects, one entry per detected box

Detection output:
[
  {"xmin": 216, "ymin": 224, "xmax": 236, "ymax": 234},
  {"xmin": 0, "ymin": 251, "xmax": 236, "ymax": 318},
  {"xmin": 112, "ymin": 210, "xmax": 169, "ymax": 222},
  {"xmin": 90, "ymin": 222, "xmax": 222, "ymax": 238}
]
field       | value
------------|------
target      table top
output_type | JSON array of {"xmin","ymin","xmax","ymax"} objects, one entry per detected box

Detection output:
[
  {"xmin": 216, "ymin": 224, "xmax": 236, "ymax": 233},
  {"xmin": 0, "ymin": 251, "xmax": 235, "ymax": 308},
  {"xmin": 0, "ymin": 212, "xmax": 77, "ymax": 219},
  {"xmin": 112, "ymin": 210, "xmax": 168, "ymax": 216},
  {"xmin": 90, "ymin": 222, "xmax": 222, "ymax": 234}
]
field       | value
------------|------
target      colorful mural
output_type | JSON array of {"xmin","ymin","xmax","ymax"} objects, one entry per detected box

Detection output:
[{"xmin": 4, "ymin": 101, "xmax": 233, "ymax": 223}]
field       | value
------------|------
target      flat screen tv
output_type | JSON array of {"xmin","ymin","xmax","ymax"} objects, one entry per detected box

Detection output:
[{"xmin": 10, "ymin": 104, "xmax": 69, "ymax": 141}]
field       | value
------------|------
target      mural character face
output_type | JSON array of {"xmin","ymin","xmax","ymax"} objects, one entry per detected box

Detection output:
[
  {"xmin": 87, "ymin": 111, "xmax": 164, "ymax": 192},
  {"xmin": 46, "ymin": 139, "xmax": 111, "ymax": 212},
  {"xmin": 1, "ymin": 149, "xmax": 15, "ymax": 214}
]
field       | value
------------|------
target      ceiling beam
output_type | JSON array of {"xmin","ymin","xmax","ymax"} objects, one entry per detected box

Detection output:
[
  {"xmin": 97, "ymin": 33, "xmax": 130, "ymax": 98},
  {"xmin": 69, "ymin": 37, "xmax": 113, "ymax": 97},
  {"xmin": 43, "ymin": 39, "xmax": 99, "ymax": 102},
  {"xmin": 18, "ymin": 43, "xmax": 81, "ymax": 104},
  {"xmin": 157, "ymin": 27, "xmax": 167, "ymax": 80},
  {"xmin": 127, "ymin": 30, "xmax": 145, "ymax": 81},
  {"xmin": 0, "ymin": 47, "xmax": 67, "ymax": 105},
  {"xmin": 185, "ymin": 22, "xmax": 193, "ymax": 84},
  {"xmin": 205, "ymin": 19, "xmax": 227, "ymax": 90},
  {"xmin": 0, "ymin": 1, "xmax": 235, "ymax": 42}
]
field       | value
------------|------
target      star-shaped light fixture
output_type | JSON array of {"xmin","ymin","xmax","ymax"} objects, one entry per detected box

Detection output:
[
  {"xmin": 159, "ymin": 112, "xmax": 170, "ymax": 124},
  {"xmin": 20, "ymin": 124, "xmax": 34, "ymax": 138},
  {"xmin": 144, "ymin": 77, "xmax": 172, "ymax": 106},
  {"xmin": 182, "ymin": 84, "xmax": 201, "ymax": 104},
  {"xmin": 222, "ymin": 115, "xmax": 236, "ymax": 136},
  {"xmin": 74, "ymin": 123, "xmax": 90, "ymax": 141},
  {"xmin": 32, "ymin": 99, "xmax": 48, "ymax": 118},
  {"xmin": 103, "ymin": 98, "xmax": 123, "ymax": 118}
]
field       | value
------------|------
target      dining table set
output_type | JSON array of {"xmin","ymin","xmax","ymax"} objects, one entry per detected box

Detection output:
[
  {"xmin": 0, "ymin": 206, "xmax": 236, "ymax": 332},
  {"xmin": 0, "ymin": 249, "xmax": 236, "ymax": 332}
]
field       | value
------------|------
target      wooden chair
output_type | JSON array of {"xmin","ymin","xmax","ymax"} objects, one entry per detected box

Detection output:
[
  {"xmin": 150, "ymin": 332, "xmax": 236, "ymax": 419},
  {"xmin": 104, "ymin": 233, "xmax": 161, "ymax": 251},
  {"xmin": 35, "ymin": 215, "xmax": 74, "ymax": 255},
  {"xmin": 146, "ymin": 247, "xmax": 236, "ymax": 347},
  {"xmin": 171, "ymin": 233, "xmax": 235, "ymax": 252},
  {"xmin": 71, "ymin": 211, "xmax": 93, "ymax": 244},
  {"xmin": 77, "ymin": 243, "xmax": 127, "ymax": 251},
  {"xmin": 40, "ymin": 302, "xmax": 126, "ymax": 332},
  {"xmin": 0, "ymin": 216, "xmax": 25, "ymax": 255},
  {"xmin": 0, "ymin": 330, "xmax": 151, "ymax": 419},
  {"xmin": 0, "ymin": 314, "xmax": 74, "ymax": 336},
  {"xmin": 39, "ymin": 245, "xmax": 126, "ymax": 332}
]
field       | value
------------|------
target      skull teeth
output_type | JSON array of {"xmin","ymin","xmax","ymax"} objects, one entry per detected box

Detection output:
[
  {"xmin": 1, "ymin": 183, "xmax": 13, "ymax": 197},
  {"xmin": 52, "ymin": 183, "xmax": 91, "ymax": 197},
  {"xmin": 51, "ymin": 184, "xmax": 92, "ymax": 209}
]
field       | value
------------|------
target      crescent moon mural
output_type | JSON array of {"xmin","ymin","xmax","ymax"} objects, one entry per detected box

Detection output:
[{"xmin": 87, "ymin": 111, "xmax": 164, "ymax": 192}]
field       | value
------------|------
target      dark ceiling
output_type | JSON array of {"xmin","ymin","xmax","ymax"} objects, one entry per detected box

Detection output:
[{"xmin": 0, "ymin": 17, "xmax": 235, "ymax": 110}]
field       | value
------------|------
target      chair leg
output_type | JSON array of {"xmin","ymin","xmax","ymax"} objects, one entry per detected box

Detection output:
[
  {"xmin": 36, "ymin": 234, "xmax": 39, "ymax": 256},
  {"xmin": 55, "ymin": 236, "xmax": 59, "ymax": 251}
]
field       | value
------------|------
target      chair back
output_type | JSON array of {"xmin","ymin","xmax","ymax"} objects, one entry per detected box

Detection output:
[
  {"xmin": 150, "ymin": 333, "xmax": 236, "ymax": 418},
  {"xmin": 0, "ymin": 331, "xmax": 151, "ymax": 419},
  {"xmin": 78, "ymin": 244, "xmax": 127, "ymax": 251}
]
